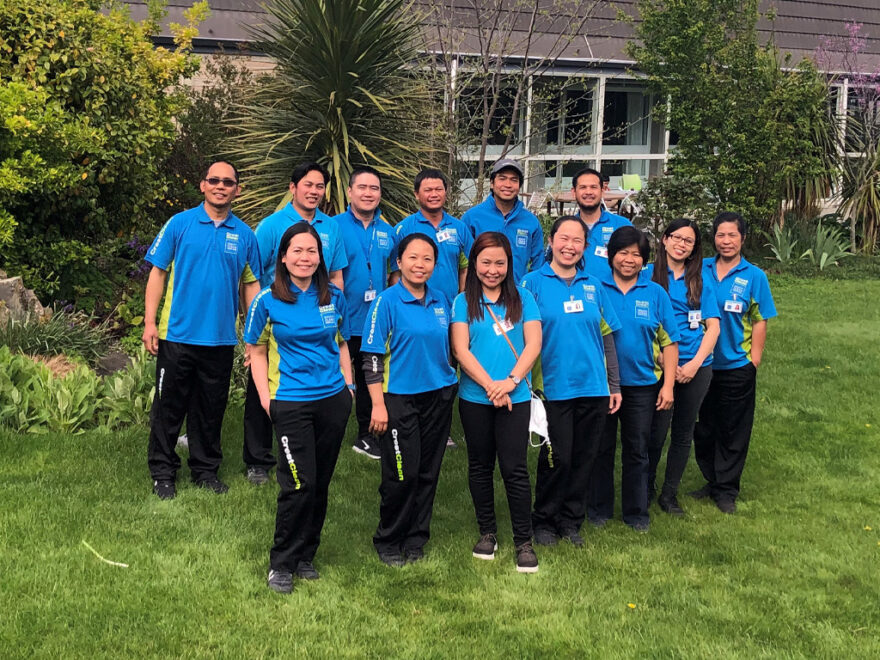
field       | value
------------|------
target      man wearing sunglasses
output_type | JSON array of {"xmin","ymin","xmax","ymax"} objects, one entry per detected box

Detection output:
[
  {"xmin": 143, "ymin": 161, "xmax": 262, "ymax": 500},
  {"xmin": 242, "ymin": 161, "xmax": 349, "ymax": 485}
]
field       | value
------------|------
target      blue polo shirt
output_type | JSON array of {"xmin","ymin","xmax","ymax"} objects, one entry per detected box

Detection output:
[
  {"xmin": 451, "ymin": 288, "xmax": 541, "ymax": 405},
  {"xmin": 361, "ymin": 283, "xmax": 457, "ymax": 395},
  {"xmin": 244, "ymin": 282, "xmax": 349, "ymax": 402},
  {"xmin": 335, "ymin": 206, "xmax": 398, "ymax": 337},
  {"xmin": 520, "ymin": 264, "xmax": 620, "ymax": 401},
  {"xmin": 703, "ymin": 256, "xmax": 777, "ymax": 370},
  {"xmin": 583, "ymin": 210, "xmax": 631, "ymax": 279},
  {"xmin": 461, "ymin": 196, "xmax": 545, "ymax": 282},
  {"xmin": 645, "ymin": 264, "xmax": 720, "ymax": 367},
  {"xmin": 145, "ymin": 203, "xmax": 261, "ymax": 346},
  {"xmin": 393, "ymin": 210, "xmax": 474, "ymax": 306},
  {"xmin": 600, "ymin": 272, "xmax": 680, "ymax": 386},
  {"xmin": 255, "ymin": 203, "xmax": 348, "ymax": 287}
]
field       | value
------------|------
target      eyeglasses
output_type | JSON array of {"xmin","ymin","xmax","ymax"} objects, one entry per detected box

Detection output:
[
  {"xmin": 667, "ymin": 233, "xmax": 696, "ymax": 247},
  {"xmin": 204, "ymin": 177, "xmax": 238, "ymax": 187}
]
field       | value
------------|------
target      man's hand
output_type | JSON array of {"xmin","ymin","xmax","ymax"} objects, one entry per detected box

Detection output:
[{"xmin": 142, "ymin": 323, "xmax": 159, "ymax": 356}]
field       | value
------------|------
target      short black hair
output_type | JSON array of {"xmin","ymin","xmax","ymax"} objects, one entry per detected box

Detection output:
[
  {"xmin": 414, "ymin": 168, "xmax": 448, "ymax": 193},
  {"xmin": 349, "ymin": 166, "xmax": 383, "ymax": 189},
  {"xmin": 291, "ymin": 161, "xmax": 330, "ymax": 185},
  {"xmin": 204, "ymin": 160, "xmax": 239, "ymax": 183},
  {"xmin": 397, "ymin": 232, "xmax": 438, "ymax": 260},
  {"xmin": 712, "ymin": 211, "xmax": 747, "ymax": 237},
  {"xmin": 607, "ymin": 225, "xmax": 650, "ymax": 265},
  {"xmin": 572, "ymin": 167, "xmax": 602, "ymax": 189}
]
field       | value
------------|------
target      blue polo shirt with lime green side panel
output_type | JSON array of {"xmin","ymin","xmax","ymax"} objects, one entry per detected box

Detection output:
[
  {"xmin": 702, "ymin": 256, "xmax": 777, "ymax": 371},
  {"xmin": 145, "ymin": 203, "xmax": 261, "ymax": 346},
  {"xmin": 461, "ymin": 195, "xmax": 545, "ymax": 282},
  {"xmin": 451, "ymin": 288, "xmax": 541, "ymax": 405},
  {"xmin": 520, "ymin": 264, "xmax": 620, "ymax": 401},
  {"xmin": 334, "ymin": 206, "xmax": 398, "ymax": 337},
  {"xmin": 583, "ymin": 209, "xmax": 632, "ymax": 280},
  {"xmin": 244, "ymin": 282, "xmax": 349, "ymax": 402},
  {"xmin": 393, "ymin": 210, "xmax": 474, "ymax": 306},
  {"xmin": 360, "ymin": 283, "xmax": 457, "ymax": 395},
  {"xmin": 255, "ymin": 203, "xmax": 348, "ymax": 288},
  {"xmin": 645, "ymin": 264, "xmax": 720, "ymax": 367},
  {"xmin": 599, "ymin": 271, "xmax": 680, "ymax": 386}
]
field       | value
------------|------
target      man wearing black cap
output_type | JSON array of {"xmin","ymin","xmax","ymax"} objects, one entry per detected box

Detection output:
[{"xmin": 461, "ymin": 158, "xmax": 545, "ymax": 282}]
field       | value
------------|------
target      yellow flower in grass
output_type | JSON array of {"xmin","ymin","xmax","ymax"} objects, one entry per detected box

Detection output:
[
  {"xmin": 627, "ymin": 603, "xmax": 636, "ymax": 609},
  {"xmin": 865, "ymin": 526, "xmax": 872, "ymax": 531}
]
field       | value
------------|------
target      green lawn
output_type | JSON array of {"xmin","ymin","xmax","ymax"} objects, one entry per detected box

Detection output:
[{"xmin": 2, "ymin": 277, "xmax": 879, "ymax": 658}]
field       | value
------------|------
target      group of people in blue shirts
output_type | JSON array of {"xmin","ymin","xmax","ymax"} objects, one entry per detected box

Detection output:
[{"xmin": 142, "ymin": 158, "xmax": 776, "ymax": 594}]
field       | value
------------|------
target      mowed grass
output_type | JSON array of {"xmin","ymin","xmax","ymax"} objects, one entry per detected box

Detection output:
[{"xmin": 1, "ymin": 277, "xmax": 879, "ymax": 658}]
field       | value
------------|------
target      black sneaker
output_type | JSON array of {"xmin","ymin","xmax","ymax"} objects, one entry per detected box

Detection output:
[
  {"xmin": 631, "ymin": 521, "xmax": 650, "ymax": 533},
  {"xmin": 515, "ymin": 542, "xmax": 539, "ymax": 574},
  {"xmin": 588, "ymin": 517, "xmax": 609, "ymax": 528},
  {"xmin": 378, "ymin": 551, "xmax": 406, "ymax": 568},
  {"xmin": 559, "ymin": 527, "xmax": 585, "ymax": 548},
  {"xmin": 715, "ymin": 498, "xmax": 737, "ymax": 514},
  {"xmin": 153, "ymin": 480, "xmax": 176, "ymax": 500},
  {"xmin": 688, "ymin": 484, "xmax": 712, "ymax": 499},
  {"xmin": 193, "ymin": 476, "xmax": 229, "ymax": 494},
  {"xmin": 472, "ymin": 533, "xmax": 498, "ymax": 560},
  {"xmin": 246, "ymin": 466, "xmax": 269, "ymax": 485},
  {"xmin": 533, "ymin": 528, "xmax": 559, "ymax": 546},
  {"xmin": 659, "ymin": 493, "xmax": 685, "ymax": 516},
  {"xmin": 295, "ymin": 560, "xmax": 319, "ymax": 580},
  {"xmin": 267, "ymin": 569, "xmax": 293, "ymax": 594},
  {"xmin": 352, "ymin": 437, "xmax": 381, "ymax": 460},
  {"xmin": 404, "ymin": 547, "xmax": 424, "ymax": 564}
]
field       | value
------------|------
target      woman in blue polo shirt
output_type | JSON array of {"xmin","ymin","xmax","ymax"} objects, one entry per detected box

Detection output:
[
  {"xmin": 361, "ymin": 233, "xmax": 458, "ymax": 567},
  {"xmin": 451, "ymin": 232, "xmax": 542, "ymax": 573},
  {"xmin": 646, "ymin": 219, "xmax": 720, "ymax": 516},
  {"xmin": 692, "ymin": 212, "xmax": 777, "ymax": 514},
  {"xmin": 520, "ymin": 216, "xmax": 622, "ymax": 548},
  {"xmin": 590, "ymin": 226, "xmax": 679, "ymax": 532},
  {"xmin": 245, "ymin": 222, "xmax": 354, "ymax": 594}
]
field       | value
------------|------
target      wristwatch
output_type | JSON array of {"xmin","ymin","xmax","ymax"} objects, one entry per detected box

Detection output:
[
  {"xmin": 508, "ymin": 374, "xmax": 522, "ymax": 385},
  {"xmin": 347, "ymin": 384, "xmax": 356, "ymax": 392}
]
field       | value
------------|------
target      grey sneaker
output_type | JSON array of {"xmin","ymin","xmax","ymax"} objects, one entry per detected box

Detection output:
[
  {"xmin": 404, "ymin": 547, "xmax": 424, "ymax": 564},
  {"xmin": 472, "ymin": 533, "xmax": 498, "ymax": 560},
  {"xmin": 295, "ymin": 560, "xmax": 319, "ymax": 580},
  {"xmin": 559, "ymin": 527, "xmax": 585, "ymax": 547},
  {"xmin": 378, "ymin": 551, "xmax": 406, "ymax": 568},
  {"xmin": 246, "ymin": 466, "xmax": 269, "ymax": 485},
  {"xmin": 533, "ymin": 528, "xmax": 559, "ymax": 546},
  {"xmin": 352, "ymin": 437, "xmax": 381, "ymax": 460},
  {"xmin": 515, "ymin": 542, "xmax": 539, "ymax": 574},
  {"xmin": 267, "ymin": 569, "xmax": 293, "ymax": 594},
  {"xmin": 193, "ymin": 476, "xmax": 229, "ymax": 494}
]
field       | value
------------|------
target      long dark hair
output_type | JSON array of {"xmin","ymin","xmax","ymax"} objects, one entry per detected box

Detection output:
[
  {"xmin": 271, "ymin": 222, "xmax": 331, "ymax": 306},
  {"xmin": 463, "ymin": 232, "xmax": 522, "ymax": 324},
  {"xmin": 652, "ymin": 218, "xmax": 703, "ymax": 308},
  {"xmin": 545, "ymin": 215, "xmax": 588, "ymax": 270}
]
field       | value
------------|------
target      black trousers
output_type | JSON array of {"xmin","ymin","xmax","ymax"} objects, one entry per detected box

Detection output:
[
  {"xmin": 243, "ymin": 368, "xmax": 274, "ymax": 469},
  {"xmin": 147, "ymin": 340, "xmax": 233, "ymax": 482},
  {"xmin": 648, "ymin": 366, "xmax": 713, "ymax": 496},
  {"xmin": 270, "ymin": 388, "xmax": 352, "ymax": 572},
  {"xmin": 373, "ymin": 384, "xmax": 457, "ymax": 555},
  {"xmin": 589, "ymin": 383, "xmax": 658, "ymax": 527},
  {"xmin": 532, "ymin": 396, "xmax": 608, "ymax": 534},
  {"xmin": 347, "ymin": 335, "xmax": 373, "ymax": 441},
  {"xmin": 693, "ymin": 364, "xmax": 757, "ymax": 501},
  {"xmin": 459, "ymin": 399, "xmax": 532, "ymax": 545}
]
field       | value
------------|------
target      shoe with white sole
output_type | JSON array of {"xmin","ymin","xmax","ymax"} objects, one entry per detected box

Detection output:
[{"xmin": 472, "ymin": 533, "xmax": 498, "ymax": 560}]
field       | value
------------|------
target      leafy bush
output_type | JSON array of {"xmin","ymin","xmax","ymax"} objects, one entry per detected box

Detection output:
[
  {"xmin": 0, "ymin": 309, "xmax": 112, "ymax": 367},
  {"xmin": 762, "ymin": 225, "xmax": 803, "ymax": 265},
  {"xmin": 630, "ymin": 175, "xmax": 720, "ymax": 239},
  {"xmin": 803, "ymin": 222, "xmax": 853, "ymax": 270},
  {"xmin": 100, "ymin": 348, "xmax": 156, "ymax": 429}
]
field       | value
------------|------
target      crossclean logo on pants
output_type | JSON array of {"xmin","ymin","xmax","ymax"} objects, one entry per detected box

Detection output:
[
  {"xmin": 391, "ymin": 429, "xmax": 403, "ymax": 481},
  {"xmin": 281, "ymin": 436, "xmax": 301, "ymax": 490}
]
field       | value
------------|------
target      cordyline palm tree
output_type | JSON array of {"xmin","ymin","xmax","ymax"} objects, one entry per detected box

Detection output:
[{"xmin": 227, "ymin": 0, "xmax": 439, "ymax": 222}]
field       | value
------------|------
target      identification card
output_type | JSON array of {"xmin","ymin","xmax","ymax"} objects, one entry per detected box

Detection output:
[
  {"xmin": 364, "ymin": 289, "xmax": 377, "ymax": 302},
  {"xmin": 594, "ymin": 246, "xmax": 608, "ymax": 258},
  {"xmin": 493, "ymin": 319, "xmax": 515, "ymax": 335},
  {"xmin": 724, "ymin": 300, "xmax": 743, "ymax": 314},
  {"xmin": 436, "ymin": 230, "xmax": 452, "ymax": 243},
  {"xmin": 564, "ymin": 300, "xmax": 584, "ymax": 314},
  {"xmin": 688, "ymin": 310, "xmax": 702, "ymax": 329}
]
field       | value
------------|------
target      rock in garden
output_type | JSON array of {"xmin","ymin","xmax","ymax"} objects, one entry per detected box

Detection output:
[{"xmin": 0, "ymin": 276, "xmax": 48, "ymax": 327}]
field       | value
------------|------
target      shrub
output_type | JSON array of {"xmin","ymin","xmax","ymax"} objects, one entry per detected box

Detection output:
[{"xmin": 0, "ymin": 309, "xmax": 112, "ymax": 367}]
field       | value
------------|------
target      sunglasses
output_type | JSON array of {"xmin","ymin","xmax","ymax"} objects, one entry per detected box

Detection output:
[{"xmin": 204, "ymin": 177, "xmax": 238, "ymax": 187}]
